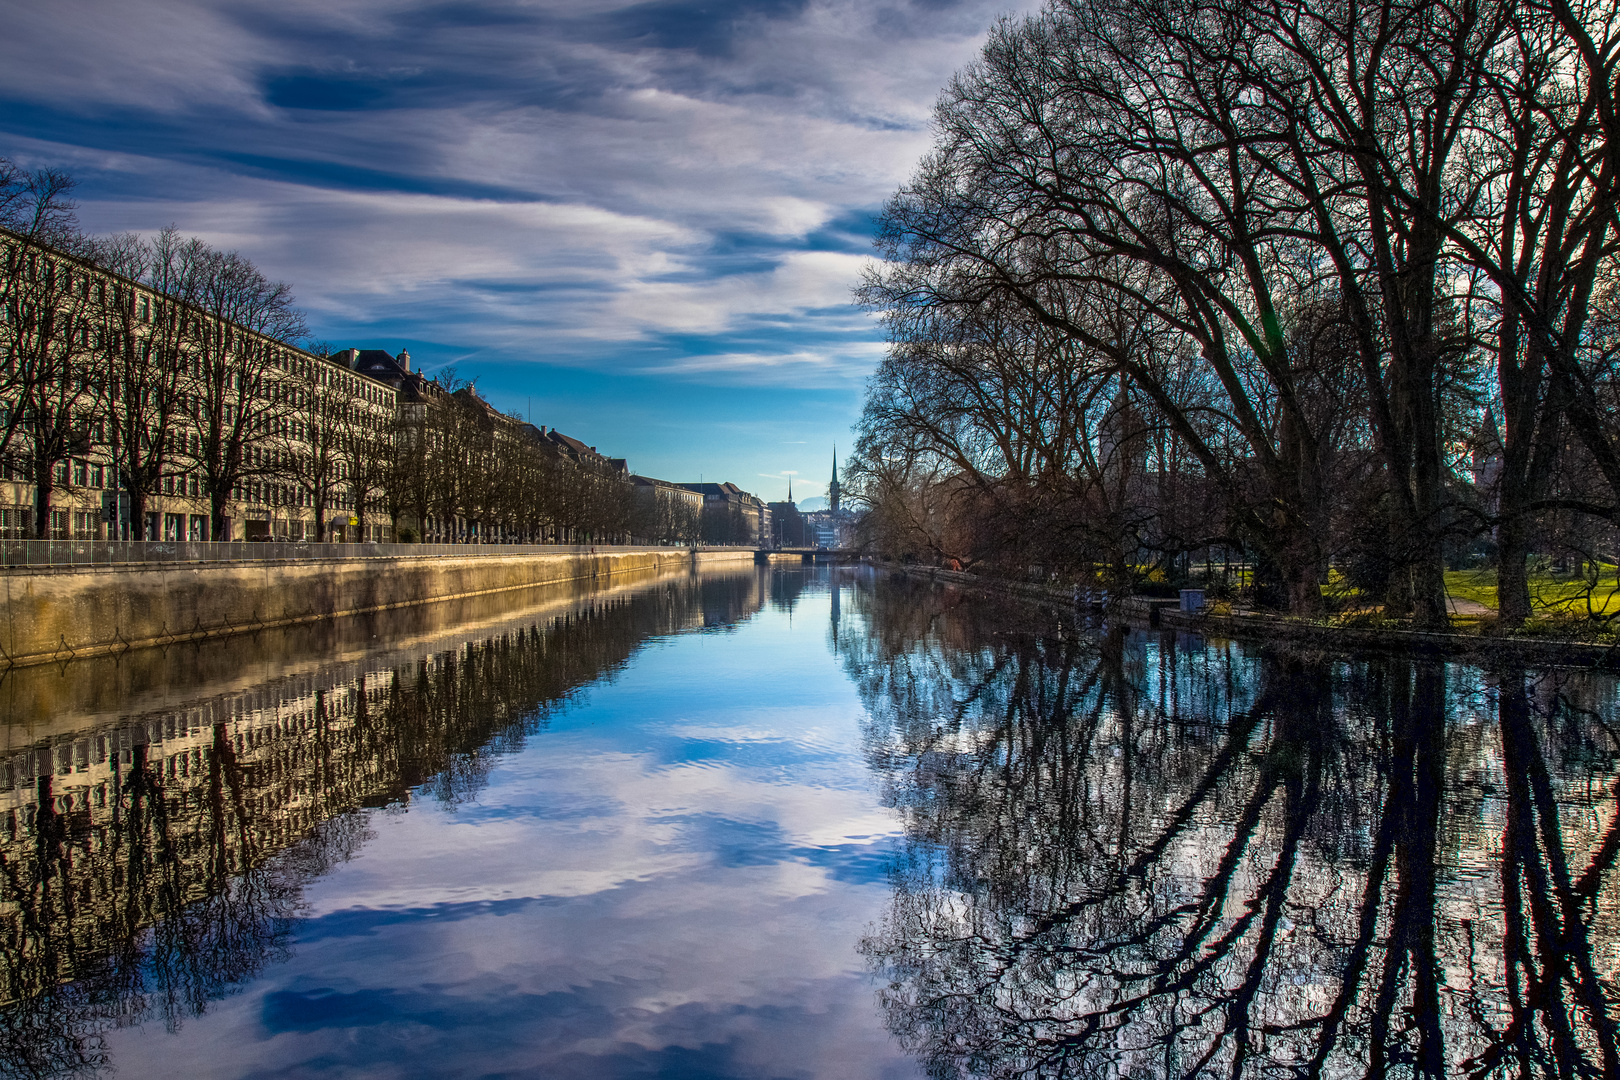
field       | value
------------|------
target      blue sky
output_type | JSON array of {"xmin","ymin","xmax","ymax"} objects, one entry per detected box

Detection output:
[{"xmin": 0, "ymin": 0, "xmax": 1035, "ymax": 501}]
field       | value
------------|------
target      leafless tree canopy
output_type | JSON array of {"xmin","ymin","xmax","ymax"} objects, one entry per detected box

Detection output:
[{"xmin": 853, "ymin": 0, "xmax": 1620, "ymax": 627}]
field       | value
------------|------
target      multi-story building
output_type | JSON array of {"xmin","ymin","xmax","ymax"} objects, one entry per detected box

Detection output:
[
  {"xmin": 632, "ymin": 474, "xmax": 704, "ymax": 543},
  {"xmin": 0, "ymin": 228, "xmax": 770, "ymax": 549},
  {"xmin": 0, "ymin": 228, "xmax": 399, "ymax": 542},
  {"xmin": 679, "ymin": 482, "xmax": 770, "ymax": 546}
]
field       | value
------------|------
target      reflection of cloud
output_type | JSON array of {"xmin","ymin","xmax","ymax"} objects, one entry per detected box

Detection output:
[
  {"xmin": 97, "ymin": 593, "xmax": 916, "ymax": 1077},
  {"xmin": 310, "ymin": 730, "xmax": 898, "ymax": 907}
]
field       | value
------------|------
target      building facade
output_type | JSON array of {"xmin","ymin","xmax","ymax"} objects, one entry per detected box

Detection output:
[
  {"xmin": 1, "ymin": 229, "xmax": 398, "ymax": 542},
  {"xmin": 1, "ymin": 228, "xmax": 771, "ymax": 547},
  {"xmin": 679, "ymin": 482, "xmax": 770, "ymax": 546}
]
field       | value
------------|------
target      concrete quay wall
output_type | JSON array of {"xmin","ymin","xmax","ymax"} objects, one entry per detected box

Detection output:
[{"xmin": 0, "ymin": 547, "xmax": 756, "ymax": 668}]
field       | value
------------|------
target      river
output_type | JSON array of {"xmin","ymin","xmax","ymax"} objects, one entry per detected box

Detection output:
[{"xmin": 0, "ymin": 565, "xmax": 1615, "ymax": 1078}]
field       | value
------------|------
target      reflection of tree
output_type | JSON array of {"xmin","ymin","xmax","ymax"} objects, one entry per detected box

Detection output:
[
  {"xmin": 847, "ymin": 577, "xmax": 1620, "ymax": 1078},
  {"xmin": 0, "ymin": 571, "xmax": 764, "ymax": 1078}
]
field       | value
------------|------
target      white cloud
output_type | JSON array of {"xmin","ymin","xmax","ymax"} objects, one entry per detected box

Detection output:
[{"xmin": 0, "ymin": 0, "xmax": 1039, "ymax": 394}]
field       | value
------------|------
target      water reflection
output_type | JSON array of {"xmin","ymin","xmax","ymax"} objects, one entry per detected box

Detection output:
[
  {"xmin": 845, "ymin": 576, "xmax": 1620, "ymax": 1078},
  {"xmin": 0, "ymin": 567, "xmax": 769, "ymax": 1079},
  {"xmin": 11, "ymin": 568, "xmax": 1620, "ymax": 1079}
]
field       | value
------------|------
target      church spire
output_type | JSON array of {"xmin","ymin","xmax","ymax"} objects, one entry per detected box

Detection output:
[{"xmin": 828, "ymin": 446, "xmax": 841, "ymax": 515}]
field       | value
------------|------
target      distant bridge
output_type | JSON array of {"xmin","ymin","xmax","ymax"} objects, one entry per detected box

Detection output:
[{"xmin": 757, "ymin": 547, "xmax": 861, "ymax": 564}]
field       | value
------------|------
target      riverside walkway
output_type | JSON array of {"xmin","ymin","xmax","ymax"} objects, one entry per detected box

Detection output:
[{"xmin": 0, "ymin": 538, "xmax": 752, "ymax": 570}]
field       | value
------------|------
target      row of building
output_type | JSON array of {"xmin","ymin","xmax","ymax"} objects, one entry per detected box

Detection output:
[{"xmin": 1, "ymin": 228, "xmax": 849, "ymax": 546}]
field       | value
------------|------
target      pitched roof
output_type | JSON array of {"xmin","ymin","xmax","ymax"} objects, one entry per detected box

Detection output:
[
  {"xmin": 546, "ymin": 429, "xmax": 592, "ymax": 455},
  {"xmin": 349, "ymin": 349, "xmax": 404, "ymax": 374}
]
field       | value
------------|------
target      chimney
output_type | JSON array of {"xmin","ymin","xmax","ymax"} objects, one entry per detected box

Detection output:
[{"xmin": 398, "ymin": 348, "xmax": 412, "ymax": 373}]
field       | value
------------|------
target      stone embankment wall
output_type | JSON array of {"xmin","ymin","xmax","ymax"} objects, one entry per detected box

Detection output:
[{"xmin": 1, "ymin": 548, "xmax": 756, "ymax": 668}]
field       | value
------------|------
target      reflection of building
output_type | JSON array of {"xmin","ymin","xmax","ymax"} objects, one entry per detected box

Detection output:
[{"xmin": 0, "ymin": 567, "xmax": 768, "ymax": 1041}]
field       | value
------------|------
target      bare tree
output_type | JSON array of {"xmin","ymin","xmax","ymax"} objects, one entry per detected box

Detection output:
[
  {"xmin": 187, "ymin": 248, "xmax": 307, "ymax": 539},
  {"xmin": 0, "ymin": 164, "xmax": 99, "ymax": 537},
  {"xmin": 277, "ymin": 372, "xmax": 346, "ymax": 540},
  {"xmin": 90, "ymin": 228, "xmax": 206, "ymax": 539}
]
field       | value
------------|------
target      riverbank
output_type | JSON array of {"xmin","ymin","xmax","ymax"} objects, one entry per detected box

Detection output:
[
  {"xmin": 0, "ymin": 547, "xmax": 756, "ymax": 669},
  {"xmin": 890, "ymin": 563, "xmax": 1620, "ymax": 669}
]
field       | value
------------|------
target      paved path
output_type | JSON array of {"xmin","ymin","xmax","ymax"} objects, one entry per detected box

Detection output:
[{"xmin": 1447, "ymin": 596, "xmax": 1494, "ymax": 615}]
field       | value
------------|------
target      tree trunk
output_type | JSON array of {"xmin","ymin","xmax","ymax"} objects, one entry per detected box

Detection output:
[
  {"xmin": 127, "ymin": 482, "xmax": 147, "ymax": 544},
  {"xmin": 211, "ymin": 487, "xmax": 230, "ymax": 543},
  {"xmin": 31, "ymin": 458, "xmax": 53, "ymax": 539},
  {"xmin": 1407, "ymin": 459, "xmax": 1450, "ymax": 629},
  {"xmin": 1496, "ymin": 502, "xmax": 1532, "ymax": 630}
]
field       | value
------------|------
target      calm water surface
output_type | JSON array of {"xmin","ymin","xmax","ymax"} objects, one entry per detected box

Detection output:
[{"xmin": 1, "ymin": 567, "xmax": 1617, "ymax": 1078}]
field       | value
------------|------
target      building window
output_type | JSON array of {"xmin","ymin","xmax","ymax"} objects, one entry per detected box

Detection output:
[
  {"xmin": 50, "ymin": 510, "xmax": 69, "ymax": 539},
  {"xmin": 72, "ymin": 459, "xmax": 87, "ymax": 486},
  {"xmin": 91, "ymin": 464, "xmax": 104, "ymax": 488},
  {"xmin": 73, "ymin": 511, "xmax": 95, "ymax": 539}
]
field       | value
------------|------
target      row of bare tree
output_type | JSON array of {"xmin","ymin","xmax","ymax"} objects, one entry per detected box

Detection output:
[
  {"xmin": 0, "ymin": 161, "xmax": 699, "ymax": 546},
  {"xmin": 852, "ymin": 0, "xmax": 1620, "ymax": 628},
  {"xmin": 380, "ymin": 383, "xmax": 701, "ymax": 544},
  {"xmin": 0, "ymin": 162, "xmax": 322, "ymax": 540}
]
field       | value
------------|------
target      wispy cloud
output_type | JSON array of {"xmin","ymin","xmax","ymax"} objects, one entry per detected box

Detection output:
[{"xmin": 0, "ymin": 0, "xmax": 1039, "ymax": 479}]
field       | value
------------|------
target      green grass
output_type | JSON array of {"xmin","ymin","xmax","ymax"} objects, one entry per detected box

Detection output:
[
  {"xmin": 1444, "ymin": 569, "xmax": 1498, "ymax": 610},
  {"xmin": 1445, "ymin": 567, "xmax": 1620, "ymax": 618}
]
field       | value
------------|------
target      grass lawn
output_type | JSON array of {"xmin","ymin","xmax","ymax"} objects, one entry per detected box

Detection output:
[{"xmin": 1445, "ymin": 567, "xmax": 1620, "ymax": 618}]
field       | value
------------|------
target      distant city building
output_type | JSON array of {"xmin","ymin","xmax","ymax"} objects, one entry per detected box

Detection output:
[
  {"xmin": 1471, "ymin": 408, "xmax": 1504, "ymax": 512},
  {"xmin": 678, "ymin": 482, "xmax": 770, "ymax": 546},
  {"xmin": 767, "ymin": 501, "xmax": 806, "ymax": 547},
  {"xmin": 799, "ymin": 448, "xmax": 855, "ymax": 547}
]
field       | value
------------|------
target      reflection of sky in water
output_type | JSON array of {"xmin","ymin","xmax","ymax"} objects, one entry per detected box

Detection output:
[{"xmin": 104, "ymin": 572, "xmax": 918, "ymax": 1079}]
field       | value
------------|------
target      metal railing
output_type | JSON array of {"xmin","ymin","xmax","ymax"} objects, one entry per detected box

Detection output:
[{"xmin": 0, "ymin": 539, "xmax": 753, "ymax": 569}]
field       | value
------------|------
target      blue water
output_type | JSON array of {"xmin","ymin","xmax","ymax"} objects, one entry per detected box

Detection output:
[
  {"xmin": 6, "ymin": 566, "xmax": 1619, "ymax": 1078},
  {"xmin": 1, "ymin": 568, "xmax": 918, "ymax": 1079}
]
